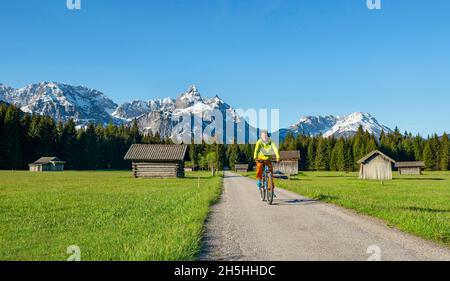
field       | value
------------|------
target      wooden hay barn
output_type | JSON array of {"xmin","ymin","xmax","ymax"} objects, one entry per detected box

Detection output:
[
  {"xmin": 395, "ymin": 161, "xmax": 425, "ymax": 175},
  {"xmin": 273, "ymin": 150, "xmax": 300, "ymax": 176},
  {"xmin": 357, "ymin": 150, "xmax": 395, "ymax": 180},
  {"xmin": 124, "ymin": 144, "xmax": 188, "ymax": 178},
  {"xmin": 29, "ymin": 157, "xmax": 65, "ymax": 172},
  {"xmin": 235, "ymin": 164, "xmax": 249, "ymax": 173}
]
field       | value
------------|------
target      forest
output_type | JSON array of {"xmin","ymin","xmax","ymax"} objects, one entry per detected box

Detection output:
[{"xmin": 0, "ymin": 103, "xmax": 448, "ymax": 171}]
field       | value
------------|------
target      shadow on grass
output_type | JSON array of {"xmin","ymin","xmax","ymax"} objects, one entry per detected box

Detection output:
[
  {"xmin": 316, "ymin": 175, "xmax": 355, "ymax": 178},
  {"xmin": 315, "ymin": 194, "xmax": 340, "ymax": 201},
  {"xmin": 403, "ymin": 206, "xmax": 450, "ymax": 213},
  {"xmin": 394, "ymin": 178, "xmax": 444, "ymax": 181},
  {"xmin": 283, "ymin": 178, "xmax": 312, "ymax": 181},
  {"xmin": 185, "ymin": 175, "xmax": 220, "ymax": 180}
]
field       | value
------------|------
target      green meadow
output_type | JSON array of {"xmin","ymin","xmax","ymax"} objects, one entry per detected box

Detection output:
[
  {"xmin": 245, "ymin": 171, "xmax": 450, "ymax": 247},
  {"xmin": 0, "ymin": 171, "xmax": 222, "ymax": 261}
]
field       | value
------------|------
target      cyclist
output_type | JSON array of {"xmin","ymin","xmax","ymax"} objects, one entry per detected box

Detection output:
[{"xmin": 253, "ymin": 130, "xmax": 280, "ymax": 190}]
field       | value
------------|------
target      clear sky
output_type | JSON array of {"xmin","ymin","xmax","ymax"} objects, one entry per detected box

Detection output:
[{"xmin": 0, "ymin": 0, "xmax": 449, "ymax": 136}]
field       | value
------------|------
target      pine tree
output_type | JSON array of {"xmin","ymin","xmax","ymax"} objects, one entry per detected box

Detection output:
[
  {"xmin": 413, "ymin": 135, "xmax": 424, "ymax": 161},
  {"xmin": 76, "ymin": 129, "xmax": 87, "ymax": 170},
  {"xmin": 423, "ymin": 135, "xmax": 440, "ymax": 171},
  {"xmin": 332, "ymin": 138, "xmax": 346, "ymax": 171},
  {"xmin": 0, "ymin": 103, "xmax": 7, "ymax": 169},
  {"xmin": 330, "ymin": 143, "xmax": 339, "ymax": 171},
  {"xmin": 306, "ymin": 138, "xmax": 316, "ymax": 171},
  {"xmin": 315, "ymin": 138, "xmax": 329, "ymax": 171},
  {"xmin": 83, "ymin": 123, "xmax": 98, "ymax": 170},
  {"xmin": 228, "ymin": 144, "xmax": 240, "ymax": 169},
  {"xmin": 130, "ymin": 118, "xmax": 142, "ymax": 144},
  {"xmin": 4, "ymin": 105, "xmax": 22, "ymax": 169},
  {"xmin": 352, "ymin": 126, "xmax": 366, "ymax": 163},
  {"xmin": 423, "ymin": 142, "xmax": 434, "ymax": 171},
  {"xmin": 60, "ymin": 119, "xmax": 78, "ymax": 170},
  {"xmin": 440, "ymin": 133, "xmax": 449, "ymax": 171},
  {"xmin": 366, "ymin": 137, "xmax": 378, "ymax": 154},
  {"xmin": 344, "ymin": 140, "xmax": 355, "ymax": 172}
]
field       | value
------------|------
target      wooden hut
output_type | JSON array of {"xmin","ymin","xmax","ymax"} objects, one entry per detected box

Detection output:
[
  {"xmin": 235, "ymin": 164, "xmax": 249, "ymax": 173},
  {"xmin": 395, "ymin": 161, "xmax": 425, "ymax": 175},
  {"xmin": 357, "ymin": 150, "xmax": 395, "ymax": 180},
  {"xmin": 273, "ymin": 150, "xmax": 300, "ymax": 176},
  {"xmin": 124, "ymin": 144, "xmax": 188, "ymax": 178},
  {"xmin": 29, "ymin": 157, "xmax": 65, "ymax": 172}
]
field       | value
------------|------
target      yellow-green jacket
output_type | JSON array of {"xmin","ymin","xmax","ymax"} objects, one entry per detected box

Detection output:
[{"xmin": 253, "ymin": 139, "xmax": 280, "ymax": 161}]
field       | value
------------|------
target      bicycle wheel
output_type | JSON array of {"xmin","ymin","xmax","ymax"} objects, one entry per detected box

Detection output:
[
  {"xmin": 260, "ymin": 176, "xmax": 266, "ymax": 201},
  {"xmin": 266, "ymin": 172, "xmax": 274, "ymax": 205}
]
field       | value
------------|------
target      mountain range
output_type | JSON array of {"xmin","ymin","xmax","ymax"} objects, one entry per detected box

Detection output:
[{"xmin": 0, "ymin": 82, "xmax": 393, "ymax": 140}]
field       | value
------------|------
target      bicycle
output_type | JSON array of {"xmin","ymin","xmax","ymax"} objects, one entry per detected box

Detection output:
[{"xmin": 256, "ymin": 160, "xmax": 276, "ymax": 205}]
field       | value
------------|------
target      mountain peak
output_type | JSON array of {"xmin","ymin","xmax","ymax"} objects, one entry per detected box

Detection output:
[
  {"xmin": 0, "ymin": 82, "xmax": 117, "ymax": 124},
  {"xmin": 283, "ymin": 112, "xmax": 392, "ymax": 139},
  {"xmin": 182, "ymin": 84, "xmax": 201, "ymax": 98},
  {"xmin": 175, "ymin": 85, "xmax": 203, "ymax": 108}
]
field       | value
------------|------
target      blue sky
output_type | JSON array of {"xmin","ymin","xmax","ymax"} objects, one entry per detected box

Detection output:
[{"xmin": 0, "ymin": 0, "xmax": 449, "ymax": 136}]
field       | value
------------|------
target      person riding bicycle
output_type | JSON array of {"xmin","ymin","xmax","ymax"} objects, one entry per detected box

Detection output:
[{"xmin": 253, "ymin": 130, "xmax": 280, "ymax": 190}]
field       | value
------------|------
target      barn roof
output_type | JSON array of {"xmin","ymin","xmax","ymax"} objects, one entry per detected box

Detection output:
[
  {"xmin": 357, "ymin": 150, "xmax": 395, "ymax": 164},
  {"xmin": 31, "ymin": 157, "xmax": 65, "ymax": 165},
  {"xmin": 124, "ymin": 144, "xmax": 188, "ymax": 161},
  {"xmin": 279, "ymin": 150, "xmax": 300, "ymax": 160},
  {"xmin": 395, "ymin": 161, "xmax": 425, "ymax": 168}
]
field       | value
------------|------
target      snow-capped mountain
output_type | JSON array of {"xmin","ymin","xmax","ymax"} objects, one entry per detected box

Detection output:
[
  {"xmin": 114, "ymin": 85, "xmax": 247, "ymax": 141},
  {"xmin": 0, "ymin": 81, "xmax": 393, "ymax": 141},
  {"xmin": 0, "ymin": 82, "xmax": 117, "ymax": 124},
  {"xmin": 280, "ymin": 112, "xmax": 392, "ymax": 139}
]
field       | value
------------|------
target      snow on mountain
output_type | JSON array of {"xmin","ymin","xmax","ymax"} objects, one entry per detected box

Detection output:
[
  {"xmin": 0, "ymin": 81, "xmax": 393, "ymax": 141},
  {"xmin": 0, "ymin": 82, "xmax": 118, "ymax": 125},
  {"xmin": 284, "ymin": 115, "xmax": 337, "ymax": 137},
  {"xmin": 281, "ymin": 112, "xmax": 392, "ymax": 139},
  {"xmin": 125, "ymin": 85, "xmax": 247, "ymax": 141},
  {"xmin": 0, "ymin": 84, "xmax": 14, "ymax": 101},
  {"xmin": 322, "ymin": 112, "xmax": 392, "ymax": 138},
  {"xmin": 112, "ymin": 97, "xmax": 176, "ymax": 121},
  {"xmin": 175, "ymin": 85, "xmax": 203, "ymax": 108}
]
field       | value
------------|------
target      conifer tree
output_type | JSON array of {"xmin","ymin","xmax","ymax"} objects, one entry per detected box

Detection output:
[
  {"xmin": 315, "ymin": 138, "xmax": 329, "ymax": 171},
  {"xmin": 440, "ymin": 133, "xmax": 449, "ymax": 171},
  {"xmin": 4, "ymin": 105, "xmax": 22, "ymax": 169},
  {"xmin": 306, "ymin": 138, "xmax": 316, "ymax": 171},
  {"xmin": 60, "ymin": 119, "xmax": 78, "ymax": 169}
]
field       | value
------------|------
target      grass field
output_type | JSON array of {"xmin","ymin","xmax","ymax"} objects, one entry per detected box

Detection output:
[
  {"xmin": 0, "ymin": 171, "xmax": 222, "ymax": 261},
  {"xmin": 245, "ymin": 171, "xmax": 450, "ymax": 247}
]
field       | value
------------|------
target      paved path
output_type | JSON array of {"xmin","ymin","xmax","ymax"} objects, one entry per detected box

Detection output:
[{"xmin": 199, "ymin": 172, "xmax": 450, "ymax": 261}]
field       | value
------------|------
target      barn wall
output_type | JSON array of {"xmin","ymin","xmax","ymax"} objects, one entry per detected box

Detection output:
[
  {"xmin": 29, "ymin": 165, "xmax": 41, "ymax": 172},
  {"xmin": 359, "ymin": 155, "xmax": 392, "ymax": 180},
  {"xmin": 132, "ymin": 162, "xmax": 184, "ymax": 178},
  {"xmin": 235, "ymin": 164, "xmax": 249, "ymax": 172},
  {"xmin": 29, "ymin": 163, "xmax": 64, "ymax": 172},
  {"xmin": 273, "ymin": 161, "xmax": 299, "ymax": 175},
  {"xmin": 399, "ymin": 167, "xmax": 421, "ymax": 175}
]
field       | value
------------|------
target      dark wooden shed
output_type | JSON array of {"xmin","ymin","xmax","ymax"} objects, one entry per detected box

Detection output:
[
  {"xmin": 29, "ymin": 157, "xmax": 65, "ymax": 172},
  {"xmin": 273, "ymin": 150, "xmax": 300, "ymax": 176},
  {"xmin": 395, "ymin": 161, "xmax": 425, "ymax": 175},
  {"xmin": 124, "ymin": 144, "xmax": 188, "ymax": 178}
]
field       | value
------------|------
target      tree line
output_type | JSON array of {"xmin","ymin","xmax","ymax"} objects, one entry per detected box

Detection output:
[
  {"xmin": 1, "ymin": 103, "xmax": 449, "ymax": 171},
  {"xmin": 279, "ymin": 127, "xmax": 449, "ymax": 171},
  {"xmin": 0, "ymin": 103, "xmax": 167, "ymax": 170},
  {"xmin": 188, "ymin": 127, "xmax": 449, "ymax": 172}
]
